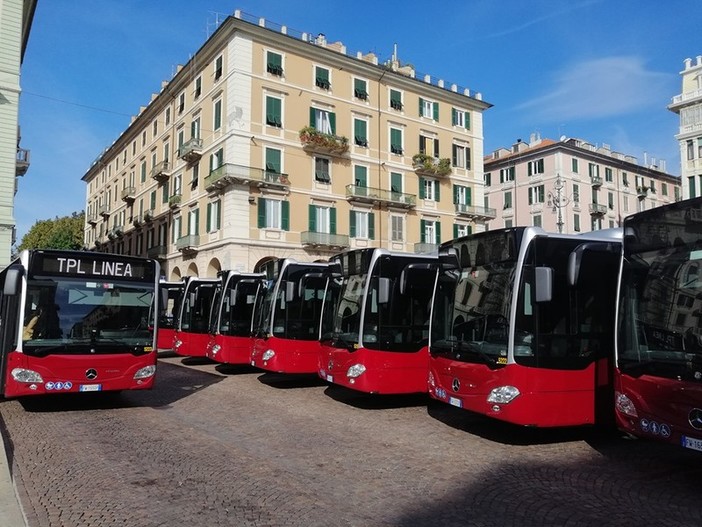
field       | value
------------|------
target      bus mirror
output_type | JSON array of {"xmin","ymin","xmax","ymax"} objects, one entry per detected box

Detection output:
[
  {"xmin": 438, "ymin": 247, "xmax": 459, "ymax": 271},
  {"xmin": 568, "ymin": 242, "xmax": 618, "ymax": 287},
  {"xmin": 534, "ymin": 266, "xmax": 553, "ymax": 302},
  {"xmin": 378, "ymin": 277, "xmax": 390, "ymax": 304},
  {"xmin": 299, "ymin": 272, "xmax": 324, "ymax": 297},
  {"xmin": 189, "ymin": 292, "xmax": 196, "ymax": 305},
  {"xmin": 229, "ymin": 292, "xmax": 237, "ymax": 307},
  {"xmin": 2, "ymin": 267, "xmax": 22, "ymax": 296},
  {"xmin": 286, "ymin": 281, "xmax": 295, "ymax": 302},
  {"xmin": 160, "ymin": 287, "xmax": 168, "ymax": 312}
]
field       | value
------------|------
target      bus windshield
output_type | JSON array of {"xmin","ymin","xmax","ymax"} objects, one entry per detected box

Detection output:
[
  {"xmin": 619, "ymin": 202, "xmax": 702, "ymax": 380},
  {"xmin": 270, "ymin": 267, "xmax": 328, "ymax": 340},
  {"xmin": 22, "ymin": 277, "xmax": 154, "ymax": 356},
  {"xmin": 219, "ymin": 280, "xmax": 262, "ymax": 337}
]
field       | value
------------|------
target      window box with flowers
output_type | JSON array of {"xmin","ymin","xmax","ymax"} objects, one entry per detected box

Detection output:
[
  {"xmin": 412, "ymin": 153, "xmax": 452, "ymax": 177},
  {"xmin": 299, "ymin": 126, "xmax": 349, "ymax": 156}
]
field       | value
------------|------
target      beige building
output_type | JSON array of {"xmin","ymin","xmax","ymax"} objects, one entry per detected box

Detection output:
[
  {"xmin": 0, "ymin": 0, "xmax": 35, "ymax": 269},
  {"xmin": 669, "ymin": 55, "xmax": 702, "ymax": 200},
  {"xmin": 82, "ymin": 11, "xmax": 493, "ymax": 280},
  {"xmin": 483, "ymin": 134, "xmax": 681, "ymax": 234}
]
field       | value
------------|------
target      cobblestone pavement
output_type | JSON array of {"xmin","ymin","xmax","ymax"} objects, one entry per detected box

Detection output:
[{"xmin": 1, "ymin": 356, "xmax": 702, "ymax": 527}]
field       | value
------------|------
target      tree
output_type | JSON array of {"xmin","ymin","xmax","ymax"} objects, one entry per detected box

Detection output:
[{"xmin": 16, "ymin": 212, "xmax": 85, "ymax": 254}]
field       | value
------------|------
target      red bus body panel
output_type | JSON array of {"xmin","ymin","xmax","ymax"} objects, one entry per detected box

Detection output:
[
  {"xmin": 173, "ymin": 330, "xmax": 210, "ymax": 358},
  {"xmin": 3, "ymin": 350, "xmax": 155, "ymax": 398},
  {"xmin": 615, "ymin": 372, "xmax": 702, "ymax": 448},
  {"xmin": 251, "ymin": 336, "xmax": 322, "ymax": 374},
  {"xmin": 157, "ymin": 328, "xmax": 176, "ymax": 353},
  {"xmin": 428, "ymin": 356, "xmax": 611, "ymax": 427},
  {"xmin": 206, "ymin": 333, "xmax": 254, "ymax": 364},
  {"xmin": 318, "ymin": 343, "xmax": 430, "ymax": 395}
]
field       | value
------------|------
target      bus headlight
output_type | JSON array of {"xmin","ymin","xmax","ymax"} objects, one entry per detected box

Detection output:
[
  {"xmin": 11, "ymin": 368, "xmax": 43, "ymax": 384},
  {"xmin": 347, "ymin": 364, "xmax": 366, "ymax": 379},
  {"xmin": 262, "ymin": 350, "xmax": 275, "ymax": 361},
  {"xmin": 487, "ymin": 385, "xmax": 520, "ymax": 404},
  {"xmin": 615, "ymin": 392, "xmax": 638, "ymax": 418},
  {"xmin": 134, "ymin": 365, "xmax": 156, "ymax": 379},
  {"xmin": 210, "ymin": 344, "xmax": 221, "ymax": 356}
]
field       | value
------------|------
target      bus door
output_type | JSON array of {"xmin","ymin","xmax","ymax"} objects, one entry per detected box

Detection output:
[{"xmin": 0, "ymin": 266, "xmax": 23, "ymax": 394}]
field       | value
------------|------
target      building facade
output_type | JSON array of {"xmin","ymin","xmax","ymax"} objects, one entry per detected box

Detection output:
[
  {"xmin": 82, "ymin": 11, "xmax": 493, "ymax": 280},
  {"xmin": 0, "ymin": 0, "xmax": 35, "ymax": 269},
  {"xmin": 669, "ymin": 55, "xmax": 702, "ymax": 201},
  {"xmin": 483, "ymin": 135, "xmax": 680, "ymax": 234}
]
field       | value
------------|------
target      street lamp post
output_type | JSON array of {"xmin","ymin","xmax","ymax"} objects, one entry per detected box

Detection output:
[{"xmin": 547, "ymin": 173, "xmax": 570, "ymax": 233}]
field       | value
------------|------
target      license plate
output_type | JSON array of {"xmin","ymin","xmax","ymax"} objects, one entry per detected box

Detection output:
[
  {"xmin": 326, "ymin": 375, "xmax": 333, "ymax": 383},
  {"xmin": 79, "ymin": 384, "xmax": 102, "ymax": 392},
  {"xmin": 449, "ymin": 397, "xmax": 462, "ymax": 408},
  {"xmin": 682, "ymin": 435, "xmax": 702, "ymax": 452}
]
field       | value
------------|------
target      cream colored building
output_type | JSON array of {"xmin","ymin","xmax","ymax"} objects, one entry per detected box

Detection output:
[
  {"xmin": 669, "ymin": 55, "xmax": 702, "ymax": 200},
  {"xmin": 82, "ymin": 11, "xmax": 493, "ymax": 280},
  {"xmin": 484, "ymin": 134, "xmax": 680, "ymax": 234},
  {"xmin": 0, "ymin": 0, "xmax": 35, "ymax": 269}
]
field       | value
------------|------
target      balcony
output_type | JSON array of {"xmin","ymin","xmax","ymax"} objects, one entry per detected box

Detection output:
[
  {"xmin": 107, "ymin": 225, "xmax": 124, "ymax": 240},
  {"xmin": 146, "ymin": 245, "xmax": 167, "ymax": 260},
  {"xmin": 345, "ymin": 185, "xmax": 416, "ymax": 209},
  {"xmin": 98, "ymin": 204, "xmax": 110, "ymax": 218},
  {"xmin": 143, "ymin": 209, "xmax": 154, "ymax": 222},
  {"xmin": 132, "ymin": 214, "xmax": 143, "ymax": 228},
  {"xmin": 414, "ymin": 242, "xmax": 439, "ymax": 254},
  {"xmin": 455, "ymin": 204, "xmax": 497, "ymax": 221},
  {"xmin": 636, "ymin": 186, "xmax": 649, "ymax": 200},
  {"xmin": 588, "ymin": 203, "xmax": 607, "ymax": 216},
  {"xmin": 16, "ymin": 148, "xmax": 30, "ymax": 176},
  {"xmin": 176, "ymin": 234, "xmax": 200, "ymax": 254},
  {"xmin": 168, "ymin": 194, "xmax": 182, "ymax": 209},
  {"xmin": 150, "ymin": 160, "xmax": 171, "ymax": 182},
  {"xmin": 205, "ymin": 163, "xmax": 291, "ymax": 192},
  {"xmin": 412, "ymin": 154, "xmax": 452, "ymax": 177},
  {"xmin": 178, "ymin": 138, "xmax": 203, "ymax": 163},
  {"xmin": 87, "ymin": 213, "xmax": 98, "ymax": 225},
  {"xmin": 121, "ymin": 186, "xmax": 136, "ymax": 203},
  {"xmin": 301, "ymin": 231, "xmax": 350, "ymax": 249},
  {"xmin": 299, "ymin": 127, "xmax": 349, "ymax": 157},
  {"xmin": 590, "ymin": 175, "xmax": 602, "ymax": 188}
]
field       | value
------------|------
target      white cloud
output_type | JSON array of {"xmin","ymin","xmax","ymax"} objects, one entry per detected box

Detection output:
[{"xmin": 516, "ymin": 56, "xmax": 671, "ymax": 121}]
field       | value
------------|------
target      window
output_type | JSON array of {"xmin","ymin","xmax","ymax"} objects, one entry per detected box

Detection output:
[
  {"xmin": 391, "ymin": 215, "xmax": 404, "ymax": 241},
  {"xmin": 140, "ymin": 161, "xmax": 147, "ymax": 183},
  {"xmin": 350, "ymin": 210, "xmax": 375, "ymax": 239},
  {"xmin": 194, "ymin": 76, "xmax": 202, "ymax": 99},
  {"xmin": 418, "ymin": 177, "xmax": 440, "ymax": 201},
  {"xmin": 419, "ymin": 97, "xmax": 438, "ymax": 120},
  {"xmin": 191, "ymin": 164, "xmax": 199, "ymax": 189},
  {"xmin": 528, "ymin": 185, "xmax": 545, "ymax": 205},
  {"xmin": 258, "ymin": 198, "xmax": 289, "ymax": 230},
  {"xmin": 178, "ymin": 92, "xmax": 185, "ymax": 115},
  {"xmin": 505, "ymin": 219, "xmax": 513, "ymax": 228},
  {"xmin": 484, "ymin": 172, "xmax": 492, "ymax": 187},
  {"xmin": 315, "ymin": 157, "xmax": 330, "ymax": 183},
  {"xmin": 390, "ymin": 127, "xmax": 403, "ymax": 155},
  {"xmin": 572, "ymin": 158, "xmax": 579, "ymax": 173},
  {"xmin": 453, "ymin": 184, "xmax": 471, "ymax": 206},
  {"xmin": 390, "ymin": 89, "xmax": 403, "ymax": 111},
  {"xmin": 310, "ymin": 108, "xmax": 334, "ymax": 134},
  {"xmin": 142, "ymin": 130, "xmax": 147, "ymax": 147},
  {"xmin": 265, "ymin": 148, "xmax": 282, "ymax": 174},
  {"xmin": 354, "ymin": 165, "xmax": 368, "ymax": 188},
  {"xmin": 688, "ymin": 140, "xmax": 695, "ymax": 160},
  {"xmin": 214, "ymin": 55, "xmax": 223, "ymax": 80},
  {"xmin": 163, "ymin": 142, "xmax": 170, "ymax": 163},
  {"xmin": 172, "ymin": 216, "xmax": 181, "ymax": 244},
  {"xmin": 207, "ymin": 200, "xmax": 222, "ymax": 232},
  {"xmin": 165, "ymin": 108, "xmax": 171, "ymax": 126},
  {"xmin": 266, "ymin": 51, "xmax": 282, "ymax": 76},
  {"xmin": 315, "ymin": 66, "xmax": 331, "ymax": 90},
  {"xmin": 451, "ymin": 108, "xmax": 470, "ymax": 129},
  {"xmin": 454, "ymin": 224, "xmax": 471, "ymax": 238},
  {"xmin": 210, "ymin": 148, "xmax": 224, "ymax": 173},
  {"xmin": 308, "ymin": 205, "xmax": 335, "ymax": 234},
  {"xmin": 452, "ymin": 144, "xmax": 471, "ymax": 169},
  {"xmin": 574, "ymin": 214, "xmax": 581, "ymax": 232},
  {"xmin": 173, "ymin": 174, "xmax": 182, "ymax": 197},
  {"xmin": 266, "ymin": 96, "xmax": 282, "ymax": 127},
  {"xmin": 354, "ymin": 118, "xmax": 368, "ymax": 147},
  {"xmin": 420, "ymin": 219, "xmax": 440, "ymax": 244},
  {"xmin": 622, "ymin": 172, "xmax": 629, "ymax": 187},
  {"xmin": 573, "ymin": 183, "xmax": 580, "ymax": 203},
  {"xmin": 588, "ymin": 163, "xmax": 599, "ymax": 178},
  {"xmin": 605, "ymin": 167, "xmax": 613, "ymax": 182},
  {"xmin": 153, "ymin": 120, "xmax": 158, "ymax": 137},
  {"xmin": 650, "ymin": 179, "xmax": 656, "ymax": 193},
  {"xmin": 499, "ymin": 167, "xmax": 515, "ymax": 183},
  {"xmin": 354, "ymin": 78, "xmax": 368, "ymax": 100},
  {"xmin": 662, "ymin": 183, "xmax": 668, "ymax": 196},
  {"xmin": 390, "ymin": 172, "xmax": 403, "ymax": 196},
  {"xmin": 213, "ymin": 99, "xmax": 222, "ymax": 130},
  {"xmin": 608, "ymin": 192, "xmax": 614, "ymax": 209},
  {"xmin": 150, "ymin": 191, "xmax": 156, "ymax": 211},
  {"xmin": 504, "ymin": 191, "xmax": 513, "ymax": 210},
  {"xmin": 191, "ymin": 116, "xmax": 201, "ymax": 139},
  {"xmin": 533, "ymin": 215, "xmax": 542, "ymax": 228},
  {"xmin": 188, "ymin": 208, "xmax": 200, "ymax": 236},
  {"xmin": 527, "ymin": 158, "xmax": 544, "ymax": 176}
]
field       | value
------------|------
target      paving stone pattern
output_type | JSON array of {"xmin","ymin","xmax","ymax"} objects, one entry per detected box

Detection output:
[{"xmin": 1, "ymin": 357, "xmax": 701, "ymax": 527}]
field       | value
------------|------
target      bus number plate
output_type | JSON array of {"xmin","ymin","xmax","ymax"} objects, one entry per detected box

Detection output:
[
  {"xmin": 682, "ymin": 435, "xmax": 702, "ymax": 452},
  {"xmin": 79, "ymin": 384, "xmax": 102, "ymax": 392},
  {"xmin": 448, "ymin": 397, "xmax": 462, "ymax": 408}
]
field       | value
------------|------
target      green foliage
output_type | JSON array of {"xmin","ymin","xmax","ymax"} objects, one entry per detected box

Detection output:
[{"xmin": 16, "ymin": 212, "xmax": 85, "ymax": 252}]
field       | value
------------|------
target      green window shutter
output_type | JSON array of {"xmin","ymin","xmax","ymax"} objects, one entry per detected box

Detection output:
[
  {"xmin": 258, "ymin": 199, "xmax": 267, "ymax": 228},
  {"xmin": 369, "ymin": 213, "xmax": 375, "ymax": 240},
  {"xmin": 434, "ymin": 139, "xmax": 440, "ymax": 158},
  {"xmin": 281, "ymin": 201, "xmax": 290, "ymax": 231},
  {"xmin": 349, "ymin": 211, "xmax": 356, "ymax": 238},
  {"xmin": 354, "ymin": 119, "xmax": 366, "ymax": 142},
  {"xmin": 451, "ymin": 108, "xmax": 457, "ymax": 126},
  {"xmin": 464, "ymin": 111, "xmax": 470, "ymax": 129},
  {"xmin": 466, "ymin": 187, "xmax": 472, "ymax": 206},
  {"xmin": 418, "ymin": 177, "xmax": 426, "ymax": 199},
  {"xmin": 435, "ymin": 181, "xmax": 440, "ymax": 202},
  {"xmin": 354, "ymin": 165, "xmax": 367, "ymax": 187},
  {"xmin": 308, "ymin": 204, "xmax": 316, "ymax": 232},
  {"xmin": 391, "ymin": 172, "xmax": 402, "ymax": 193},
  {"xmin": 453, "ymin": 224, "xmax": 458, "ymax": 239},
  {"xmin": 266, "ymin": 148, "xmax": 281, "ymax": 173},
  {"xmin": 150, "ymin": 191, "xmax": 156, "ymax": 209},
  {"xmin": 418, "ymin": 97, "xmax": 424, "ymax": 116},
  {"xmin": 330, "ymin": 207, "xmax": 337, "ymax": 235},
  {"xmin": 141, "ymin": 163, "xmax": 146, "ymax": 183},
  {"xmin": 453, "ymin": 185, "xmax": 459, "ymax": 204},
  {"xmin": 435, "ymin": 222, "xmax": 441, "ymax": 244},
  {"xmin": 194, "ymin": 209, "xmax": 200, "ymax": 235},
  {"xmin": 191, "ymin": 121, "xmax": 197, "ymax": 138},
  {"xmin": 452, "ymin": 145, "xmax": 458, "ymax": 166},
  {"xmin": 162, "ymin": 185, "xmax": 168, "ymax": 204},
  {"xmin": 309, "ymin": 107, "xmax": 316, "ymax": 128},
  {"xmin": 433, "ymin": 102, "xmax": 439, "ymax": 121},
  {"xmin": 329, "ymin": 112, "xmax": 336, "ymax": 134},
  {"xmin": 420, "ymin": 220, "xmax": 426, "ymax": 243},
  {"xmin": 206, "ymin": 203, "xmax": 212, "ymax": 232}
]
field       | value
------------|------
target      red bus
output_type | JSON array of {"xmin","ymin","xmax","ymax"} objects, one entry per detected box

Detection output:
[
  {"xmin": 173, "ymin": 277, "xmax": 218, "ymax": 358},
  {"xmin": 429, "ymin": 227, "xmax": 621, "ymax": 427},
  {"xmin": 157, "ymin": 279, "xmax": 183, "ymax": 353},
  {"xmin": 318, "ymin": 248, "xmax": 437, "ymax": 394},
  {"xmin": 206, "ymin": 270, "xmax": 266, "ymax": 364},
  {"xmin": 0, "ymin": 249, "xmax": 160, "ymax": 398},
  {"xmin": 250, "ymin": 258, "xmax": 332, "ymax": 374},
  {"xmin": 615, "ymin": 197, "xmax": 702, "ymax": 450}
]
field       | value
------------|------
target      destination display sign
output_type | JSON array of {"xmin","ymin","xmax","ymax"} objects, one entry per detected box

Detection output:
[{"xmin": 30, "ymin": 252, "xmax": 156, "ymax": 281}]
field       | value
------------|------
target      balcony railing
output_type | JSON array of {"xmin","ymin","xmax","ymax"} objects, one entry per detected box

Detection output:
[
  {"xmin": 150, "ymin": 160, "xmax": 171, "ymax": 181},
  {"xmin": 87, "ymin": 213, "xmax": 98, "ymax": 225},
  {"xmin": 590, "ymin": 175, "xmax": 602, "ymax": 188},
  {"xmin": 345, "ymin": 184, "xmax": 416, "ymax": 208},
  {"xmin": 176, "ymin": 234, "xmax": 200, "ymax": 253},
  {"xmin": 98, "ymin": 204, "xmax": 110, "ymax": 217},
  {"xmin": 121, "ymin": 186, "xmax": 136, "ymax": 203},
  {"xmin": 301, "ymin": 231, "xmax": 350, "ymax": 249},
  {"xmin": 146, "ymin": 245, "xmax": 167, "ymax": 260},
  {"xmin": 455, "ymin": 204, "xmax": 497, "ymax": 221},
  {"xmin": 205, "ymin": 163, "xmax": 291, "ymax": 192},
  {"xmin": 588, "ymin": 203, "xmax": 607, "ymax": 216},
  {"xmin": 636, "ymin": 186, "xmax": 649, "ymax": 199},
  {"xmin": 414, "ymin": 242, "xmax": 439, "ymax": 254},
  {"xmin": 168, "ymin": 194, "xmax": 182, "ymax": 209},
  {"xmin": 178, "ymin": 138, "xmax": 203, "ymax": 163},
  {"xmin": 16, "ymin": 148, "xmax": 30, "ymax": 176},
  {"xmin": 299, "ymin": 127, "xmax": 349, "ymax": 156},
  {"xmin": 107, "ymin": 226, "xmax": 124, "ymax": 240},
  {"xmin": 412, "ymin": 153, "xmax": 452, "ymax": 177},
  {"xmin": 132, "ymin": 214, "xmax": 143, "ymax": 227}
]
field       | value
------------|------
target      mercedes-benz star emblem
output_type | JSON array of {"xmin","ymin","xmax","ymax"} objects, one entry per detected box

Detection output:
[
  {"xmin": 328, "ymin": 360, "xmax": 334, "ymax": 371},
  {"xmin": 85, "ymin": 369, "xmax": 98, "ymax": 380},
  {"xmin": 452, "ymin": 378, "xmax": 460, "ymax": 392},
  {"xmin": 689, "ymin": 408, "xmax": 702, "ymax": 430}
]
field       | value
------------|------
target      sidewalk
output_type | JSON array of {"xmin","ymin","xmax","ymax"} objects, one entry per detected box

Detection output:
[{"xmin": 0, "ymin": 427, "xmax": 27, "ymax": 527}]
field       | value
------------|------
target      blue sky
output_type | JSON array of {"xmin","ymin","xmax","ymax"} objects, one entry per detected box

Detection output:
[{"xmin": 15, "ymin": 0, "xmax": 699, "ymax": 242}]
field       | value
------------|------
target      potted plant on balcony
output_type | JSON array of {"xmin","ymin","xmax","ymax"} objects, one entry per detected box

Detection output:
[{"xmin": 299, "ymin": 126, "xmax": 349, "ymax": 154}]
